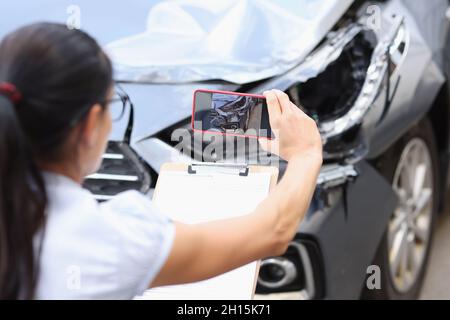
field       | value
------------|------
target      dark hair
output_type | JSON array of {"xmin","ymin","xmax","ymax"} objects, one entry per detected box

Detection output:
[{"xmin": 0, "ymin": 22, "xmax": 113, "ymax": 299}]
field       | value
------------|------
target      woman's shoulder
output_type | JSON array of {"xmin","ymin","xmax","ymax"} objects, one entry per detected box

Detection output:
[
  {"xmin": 43, "ymin": 171, "xmax": 160, "ymax": 218},
  {"xmin": 99, "ymin": 190, "xmax": 171, "ymax": 230},
  {"xmin": 101, "ymin": 190, "xmax": 156, "ymax": 214},
  {"xmin": 43, "ymin": 172, "xmax": 169, "ymax": 240}
]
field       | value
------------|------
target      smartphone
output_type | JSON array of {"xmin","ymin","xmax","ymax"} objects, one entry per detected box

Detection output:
[{"xmin": 192, "ymin": 89, "xmax": 272, "ymax": 139}]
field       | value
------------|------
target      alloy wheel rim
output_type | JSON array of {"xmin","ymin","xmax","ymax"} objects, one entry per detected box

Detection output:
[{"xmin": 388, "ymin": 138, "xmax": 433, "ymax": 293}]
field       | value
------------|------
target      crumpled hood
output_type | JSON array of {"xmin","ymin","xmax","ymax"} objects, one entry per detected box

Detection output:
[
  {"xmin": 106, "ymin": 0, "xmax": 354, "ymax": 85},
  {"xmin": 108, "ymin": 0, "xmax": 354, "ymax": 142}
]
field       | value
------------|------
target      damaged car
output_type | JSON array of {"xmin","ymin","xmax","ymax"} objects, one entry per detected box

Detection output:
[{"xmin": 4, "ymin": 0, "xmax": 450, "ymax": 299}]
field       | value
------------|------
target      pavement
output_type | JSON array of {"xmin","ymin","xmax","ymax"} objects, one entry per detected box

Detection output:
[{"xmin": 420, "ymin": 192, "xmax": 450, "ymax": 300}]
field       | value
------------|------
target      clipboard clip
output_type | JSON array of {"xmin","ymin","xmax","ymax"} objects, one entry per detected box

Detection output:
[{"xmin": 188, "ymin": 162, "xmax": 250, "ymax": 177}]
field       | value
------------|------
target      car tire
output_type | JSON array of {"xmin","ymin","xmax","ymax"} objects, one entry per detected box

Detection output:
[{"xmin": 362, "ymin": 117, "xmax": 439, "ymax": 300}]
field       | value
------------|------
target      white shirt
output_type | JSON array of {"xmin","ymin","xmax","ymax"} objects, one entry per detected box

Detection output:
[{"xmin": 35, "ymin": 172, "xmax": 175, "ymax": 299}]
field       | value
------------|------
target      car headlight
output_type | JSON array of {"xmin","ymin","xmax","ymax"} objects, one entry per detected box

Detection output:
[{"xmin": 287, "ymin": 16, "xmax": 406, "ymax": 143}]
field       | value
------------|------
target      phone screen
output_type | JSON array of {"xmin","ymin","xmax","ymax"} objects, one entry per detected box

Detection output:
[{"xmin": 193, "ymin": 90, "xmax": 272, "ymax": 139}]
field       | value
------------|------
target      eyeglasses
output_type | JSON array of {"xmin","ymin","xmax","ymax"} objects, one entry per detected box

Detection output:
[
  {"xmin": 109, "ymin": 84, "xmax": 134, "ymax": 144},
  {"xmin": 61, "ymin": 84, "xmax": 134, "ymax": 145},
  {"xmin": 103, "ymin": 85, "xmax": 131, "ymax": 122}
]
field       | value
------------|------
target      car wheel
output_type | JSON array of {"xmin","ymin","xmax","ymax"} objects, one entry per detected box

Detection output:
[{"xmin": 363, "ymin": 117, "xmax": 439, "ymax": 300}]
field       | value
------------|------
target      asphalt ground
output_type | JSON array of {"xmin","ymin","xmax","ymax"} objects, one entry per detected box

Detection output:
[{"xmin": 420, "ymin": 191, "xmax": 450, "ymax": 300}]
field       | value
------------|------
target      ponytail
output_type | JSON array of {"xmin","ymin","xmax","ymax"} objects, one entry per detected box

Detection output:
[{"xmin": 0, "ymin": 93, "xmax": 47, "ymax": 299}]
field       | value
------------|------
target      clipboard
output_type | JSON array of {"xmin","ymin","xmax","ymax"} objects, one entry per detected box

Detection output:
[{"xmin": 140, "ymin": 162, "xmax": 278, "ymax": 300}]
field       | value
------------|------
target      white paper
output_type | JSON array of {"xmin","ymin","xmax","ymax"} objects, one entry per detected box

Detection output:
[{"xmin": 140, "ymin": 170, "xmax": 272, "ymax": 300}]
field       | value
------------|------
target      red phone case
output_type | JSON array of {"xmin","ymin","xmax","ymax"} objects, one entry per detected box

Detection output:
[{"xmin": 192, "ymin": 89, "xmax": 271, "ymax": 140}]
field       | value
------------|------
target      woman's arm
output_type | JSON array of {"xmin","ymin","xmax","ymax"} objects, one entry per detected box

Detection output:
[{"xmin": 151, "ymin": 90, "xmax": 322, "ymax": 287}]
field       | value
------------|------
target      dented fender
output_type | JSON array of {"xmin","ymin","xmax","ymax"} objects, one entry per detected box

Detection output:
[{"xmin": 299, "ymin": 161, "xmax": 397, "ymax": 299}]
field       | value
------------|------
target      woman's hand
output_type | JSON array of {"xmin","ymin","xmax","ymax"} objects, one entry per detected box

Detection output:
[{"xmin": 260, "ymin": 89, "xmax": 323, "ymax": 163}]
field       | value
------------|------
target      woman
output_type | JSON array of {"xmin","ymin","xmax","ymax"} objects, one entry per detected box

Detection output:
[{"xmin": 0, "ymin": 23, "xmax": 322, "ymax": 299}]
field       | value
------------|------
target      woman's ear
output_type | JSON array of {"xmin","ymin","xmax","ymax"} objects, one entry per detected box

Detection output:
[{"xmin": 80, "ymin": 104, "xmax": 104, "ymax": 147}]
